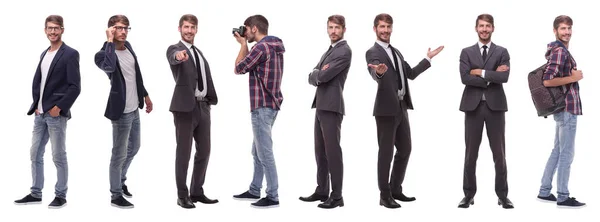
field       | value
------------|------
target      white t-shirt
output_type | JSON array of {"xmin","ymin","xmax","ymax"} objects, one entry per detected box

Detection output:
[
  {"xmin": 115, "ymin": 48, "xmax": 139, "ymax": 113},
  {"xmin": 37, "ymin": 49, "xmax": 58, "ymax": 113}
]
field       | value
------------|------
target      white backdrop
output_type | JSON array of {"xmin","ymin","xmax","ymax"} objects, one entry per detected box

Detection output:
[{"xmin": 0, "ymin": 0, "xmax": 597, "ymax": 221}]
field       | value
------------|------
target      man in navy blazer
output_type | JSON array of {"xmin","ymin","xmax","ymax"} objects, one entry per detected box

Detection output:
[
  {"xmin": 94, "ymin": 15, "xmax": 152, "ymax": 209},
  {"xmin": 14, "ymin": 15, "xmax": 81, "ymax": 209}
]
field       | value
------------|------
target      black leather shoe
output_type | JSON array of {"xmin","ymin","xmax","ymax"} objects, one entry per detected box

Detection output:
[
  {"xmin": 299, "ymin": 193, "xmax": 328, "ymax": 202},
  {"xmin": 191, "ymin": 194, "xmax": 218, "ymax": 204},
  {"xmin": 318, "ymin": 197, "xmax": 344, "ymax": 209},
  {"xmin": 379, "ymin": 196, "xmax": 401, "ymax": 209},
  {"xmin": 498, "ymin": 198, "xmax": 514, "ymax": 209},
  {"xmin": 392, "ymin": 193, "xmax": 416, "ymax": 202},
  {"xmin": 458, "ymin": 197, "xmax": 474, "ymax": 208},
  {"xmin": 177, "ymin": 197, "xmax": 195, "ymax": 209}
]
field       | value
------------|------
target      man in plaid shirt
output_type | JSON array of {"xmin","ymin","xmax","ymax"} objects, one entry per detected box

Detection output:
[
  {"xmin": 232, "ymin": 14, "xmax": 285, "ymax": 208},
  {"xmin": 537, "ymin": 15, "xmax": 585, "ymax": 208}
]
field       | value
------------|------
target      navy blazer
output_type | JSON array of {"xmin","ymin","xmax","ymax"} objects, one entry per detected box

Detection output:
[
  {"xmin": 95, "ymin": 41, "xmax": 149, "ymax": 121},
  {"xmin": 28, "ymin": 43, "xmax": 81, "ymax": 119}
]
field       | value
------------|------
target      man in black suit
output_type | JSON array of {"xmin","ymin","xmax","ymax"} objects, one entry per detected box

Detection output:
[
  {"xmin": 14, "ymin": 15, "xmax": 81, "ymax": 209},
  {"xmin": 94, "ymin": 15, "xmax": 153, "ymax": 209},
  {"xmin": 365, "ymin": 13, "xmax": 443, "ymax": 209},
  {"xmin": 457, "ymin": 14, "xmax": 513, "ymax": 209},
  {"xmin": 166, "ymin": 14, "xmax": 219, "ymax": 209},
  {"xmin": 300, "ymin": 14, "xmax": 351, "ymax": 209}
]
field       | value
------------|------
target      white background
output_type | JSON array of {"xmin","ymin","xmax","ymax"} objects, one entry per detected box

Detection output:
[{"xmin": 0, "ymin": 0, "xmax": 597, "ymax": 221}]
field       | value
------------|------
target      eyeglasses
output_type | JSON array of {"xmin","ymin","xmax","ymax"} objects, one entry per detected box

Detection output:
[
  {"xmin": 115, "ymin": 26, "xmax": 131, "ymax": 32},
  {"xmin": 45, "ymin": 26, "xmax": 63, "ymax": 32}
]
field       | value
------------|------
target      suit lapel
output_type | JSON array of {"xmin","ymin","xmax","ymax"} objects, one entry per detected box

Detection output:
[
  {"xmin": 316, "ymin": 42, "xmax": 338, "ymax": 68},
  {"xmin": 374, "ymin": 43, "xmax": 394, "ymax": 67},
  {"xmin": 45, "ymin": 43, "xmax": 66, "ymax": 84}
]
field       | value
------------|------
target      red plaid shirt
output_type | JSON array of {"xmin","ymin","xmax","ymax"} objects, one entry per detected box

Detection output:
[{"xmin": 543, "ymin": 41, "xmax": 581, "ymax": 115}]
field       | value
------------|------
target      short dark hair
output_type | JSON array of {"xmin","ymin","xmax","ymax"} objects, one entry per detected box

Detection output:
[
  {"xmin": 373, "ymin": 13, "xmax": 393, "ymax": 27},
  {"xmin": 328, "ymin": 15, "xmax": 345, "ymax": 29},
  {"xmin": 244, "ymin": 15, "xmax": 269, "ymax": 35},
  {"xmin": 476, "ymin": 14, "xmax": 494, "ymax": 27},
  {"xmin": 179, "ymin": 14, "xmax": 198, "ymax": 27},
  {"xmin": 108, "ymin": 15, "xmax": 129, "ymax": 27},
  {"xmin": 45, "ymin": 15, "xmax": 63, "ymax": 28},
  {"xmin": 553, "ymin": 15, "xmax": 573, "ymax": 29}
]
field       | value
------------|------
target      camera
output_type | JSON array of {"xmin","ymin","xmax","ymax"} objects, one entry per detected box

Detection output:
[{"xmin": 232, "ymin": 26, "xmax": 246, "ymax": 37}]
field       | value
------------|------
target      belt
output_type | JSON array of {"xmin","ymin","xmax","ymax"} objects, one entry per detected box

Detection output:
[{"xmin": 196, "ymin": 96, "xmax": 208, "ymax": 102}]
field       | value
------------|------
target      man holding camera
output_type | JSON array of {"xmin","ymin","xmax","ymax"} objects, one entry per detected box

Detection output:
[
  {"xmin": 300, "ymin": 14, "xmax": 351, "ymax": 209},
  {"xmin": 232, "ymin": 14, "xmax": 285, "ymax": 208},
  {"xmin": 166, "ymin": 14, "xmax": 219, "ymax": 209}
]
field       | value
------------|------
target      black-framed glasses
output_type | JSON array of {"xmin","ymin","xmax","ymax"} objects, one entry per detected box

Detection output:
[
  {"xmin": 45, "ymin": 26, "xmax": 63, "ymax": 32},
  {"xmin": 115, "ymin": 26, "xmax": 131, "ymax": 32}
]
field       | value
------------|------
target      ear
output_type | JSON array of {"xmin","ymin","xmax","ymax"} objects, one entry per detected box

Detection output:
[
  {"xmin": 373, "ymin": 26, "xmax": 377, "ymax": 33},
  {"xmin": 178, "ymin": 26, "xmax": 181, "ymax": 32}
]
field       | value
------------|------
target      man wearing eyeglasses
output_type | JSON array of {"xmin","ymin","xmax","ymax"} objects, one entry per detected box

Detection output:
[
  {"xmin": 14, "ymin": 15, "xmax": 81, "ymax": 209},
  {"xmin": 94, "ymin": 14, "xmax": 153, "ymax": 209},
  {"xmin": 166, "ymin": 14, "xmax": 219, "ymax": 209}
]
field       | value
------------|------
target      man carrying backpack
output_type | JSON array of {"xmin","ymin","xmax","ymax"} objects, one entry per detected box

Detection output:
[{"xmin": 536, "ymin": 15, "xmax": 585, "ymax": 208}]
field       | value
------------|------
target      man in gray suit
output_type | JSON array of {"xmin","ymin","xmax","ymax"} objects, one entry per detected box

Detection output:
[
  {"xmin": 365, "ymin": 13, "xmax": 443, "ymax": 209},
  {"xmin": 457, "ymin": 14, "xmax": 513, "ymax": 209},
  {"xmin": 300, "ymin": 14, "xmax": 351, "ymax": 209},
  {"xmin": 166, "ymin": 14, "xmax": 219, "ymax": 209}
]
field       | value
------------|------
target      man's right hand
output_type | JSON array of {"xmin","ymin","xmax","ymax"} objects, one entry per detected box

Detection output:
[
  {"xmin": 368, "ymin": 63, "xmax": 388, "ymax": 75},
  {"xmin": 35, "ymin": 109, "xmax": 39, "ymax": 115},
  {"xmin": 176, "ymin": 50, "xmax": 189, "ymax": 62},
  {"xmin": 571, "ymin": 69, "xmax": 583, "ymax": 82},
  {"xmin": 106, "ymin": 26, "xmax": 115, "ymax": 42}
]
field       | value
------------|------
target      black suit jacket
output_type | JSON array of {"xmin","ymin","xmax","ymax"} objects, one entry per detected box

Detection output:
[
  {"xmin": 95, "ymin": 41, "xmax": 149, "ymax": 121},
  {"xmin": 166, "ymin": 41, "xmax": 218, "ymax": 112},
  {"xmin": 459, "ymin": 42, "xmax": 510, "ymax": 112},
  {"xmin": 365, "ymin": 42, "xmax": 431, "ymax": 116},
  {"xmin": 28, "ymin": 43, "xmax": 81, "ymax": 118},
  {"xmin": 308, "ymin": 40, "xmax": 352, "ymax": 115}
]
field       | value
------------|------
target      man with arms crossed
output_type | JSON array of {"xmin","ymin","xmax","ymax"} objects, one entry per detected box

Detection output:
[
  {"xmin": 166, "ymin": 14, "xmax": 219, "ymax": 209},
  {"xmin": 457, "ymin": 14, "xmax": 513, "ymax": 209},
  {"xmin": 14, "ymin": 15, "xmax": 81, "ymax": 209},
  {"xmin": 536, "ymin": 15, "xmax": 585, "ymax": 208},
  {"xmin": 365, "ymin": 13, "xmax": 443, "ymax": 209},
  {"xmin": 300, "ymin": 14, "xmax": 351, "ymax": 209},
  {"xmin": 232, "ymin": 14, "xmax": 285, "ymax": 208},
  {"xmin": 94, "ymin": 15, "xmax": 153, "ymax": 209}
]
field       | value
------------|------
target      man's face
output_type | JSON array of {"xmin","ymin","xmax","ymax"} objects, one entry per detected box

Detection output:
[
  {"xmin": 45, "ymin": 22, "xmax": 63, "ymax": 43},
  {"xmin": 113, "ymin": 22, "xmax": 129, "ymax": 42},
  {"xmin": 327, "ymin": 21, "xmax": 345, "ymax": 43},
  {"xmin": 554, "ymin": 22, "xmax": 572, "ymax": 44},
  {"xmin": 476, "ymin": 19, "xmax": 494, "ymax": 42},
  {"xmin": 374, "ymin": 20, "xmax": 392, "ymax": 43},
  {"xmin": 178, "ymin": 21, "xmax": 197, "ymax": 44},
  {"xmin": 244, "ymin": 25, "xmax": 257, "ymax": 43}
]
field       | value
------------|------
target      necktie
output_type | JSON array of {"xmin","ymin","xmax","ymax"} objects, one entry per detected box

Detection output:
[
  {"xmin": 390, "ymin": 45, "xmax": 402, "ymax": 91},
  {"xmin": 191, "ymin": 45, "xmax": 204, "ymax": 92},
  {"xmin": 482, "ymin": 45, "xmax": 488, "ymax": 61}
]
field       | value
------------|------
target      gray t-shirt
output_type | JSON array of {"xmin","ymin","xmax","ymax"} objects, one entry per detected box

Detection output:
[{"xmin": 115, "ymin": 48, "xmax": 138, "ymax": 113}]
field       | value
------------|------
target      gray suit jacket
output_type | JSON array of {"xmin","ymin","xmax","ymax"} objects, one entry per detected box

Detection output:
[
  {"xmin": 308, "ymin": 40, "xmax": 352, "ymax": 115},
  {"xmin": 166, "ymin": 41, "xmax": 218, "ymax": 112},
  {"xmin": 459, "ymin": 42, "xmax": 510, "ymax": 112},
  {"xmin": 366, "ymin": 43, "xmax": 431, "ymax": 116}
]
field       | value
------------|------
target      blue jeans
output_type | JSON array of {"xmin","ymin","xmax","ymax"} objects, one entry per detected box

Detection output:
[
  {"xmin": 110, "ymin": 110, "xmax": 141, "ymax": 199},
  {"xmin": 539, "ymin": 111, "xmax": 578, "ymax": 202},
  {"xmin": 30, "ymin": 113, "xmax": 69, "ymax": 199},
  {"xmin": 248, "ymin": 107, "xmax": 279, "ymax": 201}
]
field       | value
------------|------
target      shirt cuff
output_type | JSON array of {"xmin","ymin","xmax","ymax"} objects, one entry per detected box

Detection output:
[
  {"xmin": 425, "ymin": 56, "xmax": 431, "ymax": 63},
  {"xmin": 481, "ymin": 70, "xmax": 486, "ymax": 79}
]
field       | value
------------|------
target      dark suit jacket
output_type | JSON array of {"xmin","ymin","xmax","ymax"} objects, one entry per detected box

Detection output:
[
  {"xmin": 166, "ymin": 41, "xmax": 218, "ymax": 112},
  {"xmin": 95, "ymin": 41, "xmax": 149, "ymax": 121},
  {"xmin": 308, "ymin": 40, "xmax": 352, "ymax": 115},
  {"xmin": 28, "ymin": 43, "xmax": 81, "ymax": 119},
  {"xmin": 459, "ymin": 42, "xmax": 510, "ymax": 112},
  {"xmin": 365, "ymin": 42, "xmax": 431, "ymax": 116}
]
